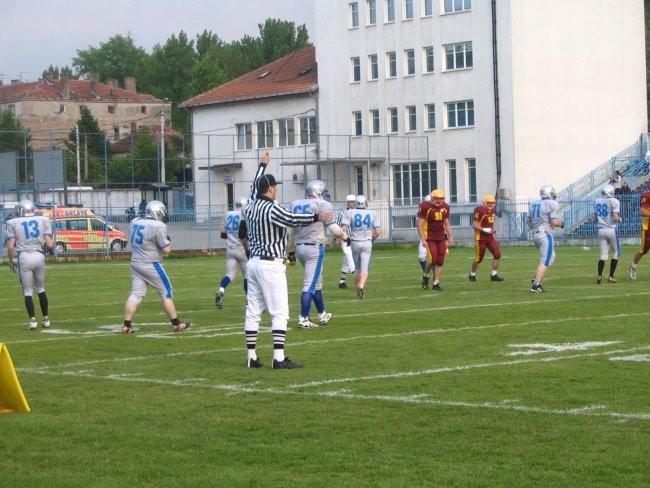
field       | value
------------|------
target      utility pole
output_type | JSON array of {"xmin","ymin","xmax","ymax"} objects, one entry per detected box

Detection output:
[
  {"xmin": 160, "ymin": 100, "xmax": 167, "ymax": 184},
  {"xmin": 75, "ymin": 124, "xmax": 81, "ymax": 186}
]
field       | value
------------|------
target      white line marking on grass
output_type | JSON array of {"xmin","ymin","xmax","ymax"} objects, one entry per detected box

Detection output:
[
  {"xmin": 610, "ymin": 354, "xmax": 650, "ymax": 362},
  {"xmin": 506, "ymin": 341, "xmax": 621, "ymax": 356}
]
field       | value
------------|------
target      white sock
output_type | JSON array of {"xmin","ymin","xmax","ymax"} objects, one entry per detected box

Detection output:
[{"xmin": 491, "ymin": 270, "xmax": 497, "ymax": 276}]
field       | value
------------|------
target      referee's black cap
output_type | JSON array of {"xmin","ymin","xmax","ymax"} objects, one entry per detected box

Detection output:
[{"xmin": 257, "ymin": 174, "xmax": 277, "ymax": 193}]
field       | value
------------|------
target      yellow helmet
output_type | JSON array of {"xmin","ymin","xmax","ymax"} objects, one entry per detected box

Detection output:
[
  {"xmin": 431, "ymin": 189, "xmax": 444, "ymax": 200},
  {"xmin": 483, "ymin": 194, "xmax": 496, "ymax": 207}
]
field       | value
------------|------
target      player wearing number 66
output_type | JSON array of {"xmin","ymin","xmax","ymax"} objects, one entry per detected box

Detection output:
[
  {"xmin": 593, "ymin": 184, "xmax": 621, "ymax": 284},
  {"xmin": 340, "ymin": 195, "xmax": 381, "ymax": 299},
  {"xmin": 6, "ymin": 199, "xmax": 54, "ymax": 330}
]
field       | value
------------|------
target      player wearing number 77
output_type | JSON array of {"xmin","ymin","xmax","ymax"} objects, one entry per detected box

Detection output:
[
  {"xmin": 6, "ymin": 199, "xmax": 54, "ymax": 330},
  {"xmin": 526, "ymin": 184, "xmax": 564, "ymax": 293},
  {"xmin": 593, "ymin": 184, "xmax": 621, "ymax": 284}
]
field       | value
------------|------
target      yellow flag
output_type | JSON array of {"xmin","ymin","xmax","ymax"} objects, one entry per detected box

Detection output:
[{"xmin": 0, "ymin": 343, "xmax": 31, "ymax": 413}]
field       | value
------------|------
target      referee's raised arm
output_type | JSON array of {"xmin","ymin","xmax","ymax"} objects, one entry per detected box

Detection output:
[{"xmin": 249, "ymin": 152, "xmax": 270, "ymax": 202}]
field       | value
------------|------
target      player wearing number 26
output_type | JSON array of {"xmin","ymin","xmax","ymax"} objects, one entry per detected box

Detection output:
[{"xmin": 593, "ymin": 184, "xmax": 621, "ymax": 284}]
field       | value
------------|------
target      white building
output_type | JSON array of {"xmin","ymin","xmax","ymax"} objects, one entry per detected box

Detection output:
[{"xmin": 314, "ymin": 0, "xmax": 647, "ymax": 201}]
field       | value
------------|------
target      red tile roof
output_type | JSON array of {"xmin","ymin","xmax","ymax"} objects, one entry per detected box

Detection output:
[
  {"xmin": 0, "ymin": 78, "xmax": 159, "ymax": 102},
  {"xmin": 181, "ymin": 46, "xmax": 317, "ymax": 108}
]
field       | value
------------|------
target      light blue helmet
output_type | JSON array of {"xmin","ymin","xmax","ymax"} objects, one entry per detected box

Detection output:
[
  {"xmin": 306, "ymin": 180, "xmax": 327, "ymax": 199},
  {"xmin": 235, "ymin": 197, "xmax": 248, "ymax": 209},
  {"xmin": 16, "ymin": 199, "xmax": 35, "ymax": 217},
  {"xmin": 539, "ymin": 184, "xmax": 556, "ymax": 200},
  {"xmin": 145, "ymin": 200, "xmax": 167, "ymax": 221},
  {"xmin": 355, "ymin": 195, "xmax": 368, "ymax": 209},
  {"xmin": 601, "ymin": 184, "xmax": 615, "ymax": 198}
]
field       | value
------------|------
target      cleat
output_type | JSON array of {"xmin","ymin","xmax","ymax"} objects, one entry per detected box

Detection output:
[
  {"xmin": 421, "ymin": 276, "xmax": 430, "ymax": 289},
  {"xmin": 318, "ymin": 312, "xmax": 332, "ymax": 325},
  {"xmin": 596, "ymin": 275, "xmax": 602, "ymax": 284},
  {"xmin": 121, "ymin": 326, "xmax": 135, "ymax": 334},
  {"xmin": 173, "ymin": 321, "xmax": 191, "ymax": 332},
  {"xmin": 490, "ymin": 274, "xmax": 504, "ymax": 282},
  {"xmin": 338, "ymin": 282, "xmax": 347, "ymax": 289},
  {"xmin": 630, "ymin": 265, "xmax": 637, "ymax": 280},
  {"xmin": 215, "ymin": 290, "xmax": 224, "ymax": 309},
  {"xmin": 356, "ymin": 287, "xmax": 365, "ymax": 299},
  {"xmin": 246, "ymin": 357, "xmax": 264, "ymax": 368},
  {"xmin": 530, "ymin": 283, "xmax": 544, "ymax": 293},
  {"xmin": 28, "ymin": 320, "xmax": 38, "ymax": 330},
  {"xmin": 608, "ymin": 276, "xmax": 618, "ymax": 283},
  {"xmin": 298, "ymin": 316, "xmax": 318, "ymax": 329},
  {"xmin": 272, "ymin": 356, "xmax": 303, "ymax": 369},
  {"xmin": 468, "ymin": 274, "xmax": 477, "ymax": 282},
  {"xmin": 432, "ymin": 283, "xmax": 442, "ymax": 291},
  {"xmin": 41, "ymin": 318, "xmax": 51, "ymax": 328}
]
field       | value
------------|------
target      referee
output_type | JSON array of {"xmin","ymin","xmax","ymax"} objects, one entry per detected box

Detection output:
[{"xmin": 243, "ymin": 153, "xmax": 334, "ymax": 369}]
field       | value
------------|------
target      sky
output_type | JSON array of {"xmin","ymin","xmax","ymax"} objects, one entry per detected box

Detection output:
[{"xmin": 0, "ymin": 0, "xmax": 315, "ymax": 83}]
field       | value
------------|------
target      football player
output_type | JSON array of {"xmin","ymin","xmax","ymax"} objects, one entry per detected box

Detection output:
[
  {"xmin": 417, "ymin": 189, "xmax": 454, "ymax": 291},
  {"xmin": 216, "ymin": 197, "xmax": 249, "ymax": 309},
  {"xmin": 469, "ymin": 194, "xmax": 504, "ymax": 282},
  {"xmin": 629, "ymin": 187, "xmax": 650, "ymax": 279},
  {"xmin": 593, "ymin": 184, "xmax": 621, "ymax": 284}
]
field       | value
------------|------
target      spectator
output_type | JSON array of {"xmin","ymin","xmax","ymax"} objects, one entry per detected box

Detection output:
[
  {"xmin": 616, "ymin": 180, "xmax": 633, "ymax": 218},
  {"xmin": 609, "ymin": 170, "xmax": 622, "ymax": 190}
]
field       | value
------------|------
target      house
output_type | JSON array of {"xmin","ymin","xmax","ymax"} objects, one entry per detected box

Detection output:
[{"xmin": 0, "ymin": 74, "xmax": 170, "ymax": 152}]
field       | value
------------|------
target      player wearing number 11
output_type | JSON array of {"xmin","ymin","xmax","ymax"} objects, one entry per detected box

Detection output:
[{"xmin": 593, "ymin": 184, "xmax": 621, "ymax": 284}]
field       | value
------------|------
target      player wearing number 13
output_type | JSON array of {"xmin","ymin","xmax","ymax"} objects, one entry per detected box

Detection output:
[
  {"xmin": 593, "ymin": 184, "xmax": 621, "ymax": 284},
  {"xmin": 526, "ymin": 185, "xmax": 564, "ymax": 293},
  {"xmin": 6, "ymin": 199, "xmax": 54, "ymax": 330}
]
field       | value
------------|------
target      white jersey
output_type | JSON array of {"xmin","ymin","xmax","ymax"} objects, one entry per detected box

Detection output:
[
  {"xmin": 128, "ymin": 217, "xmax": 170, "ymax": 264},
  {"xmin": 290, "ymin": 197, "xmax": 334, "ymax": 244},
  {"xmin": 6, "ymin": 215, "xmax": 52, "ymax": 252},
  {"xmin": 528, "ymin": 198, "xmax": 560, "ymax": 233},
  {"xmin": 224, "ymin": 209, "xmax": 244, "ymax": 249},
  {"xmin": 342, "ymin": 208, "xmax": 380, "ymax": 241},
  {"xmin": 594, "ymin": 197, "xmax": 620, "ymax": 228}
]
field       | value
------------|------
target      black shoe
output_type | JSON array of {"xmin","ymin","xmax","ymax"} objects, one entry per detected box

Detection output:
[
  {"xmin": 357, "ymin": 287, "xmax": 365, "ymax": 299},
  {"xmin": 530, "ymin": 283, "xmax": 544, "ymax": 293},
  {"xmin": 433, "ymin": 283, "xmax": 442, "ymax": 291},
  {"xmin": 421, "ymin": 276, "xmax": 430, "ymax": 289},
  {"xmin": 490, "ymin": 274, "xmax": 504, "ymax": 282},
  {"xmin": 596, "ymin": 275, "xmax": 602, "ymax": 284},
  {"xmin": 246, "ymin": 357, "xmax": 264, "ymax": 368},
  {"xmin": 215, "ymin": 290, "xmax": 224, "ymax": 309},
  {"xmin": 272, "ymin": 357, "xmax": 303, "ymax": 369},
  {"xmin": 468, "ymin": 274, "xmax": 477, "ymax": 282},
  {"xmin": 338, "ymin": 282, "xmax": 347, "ymax": 289}
]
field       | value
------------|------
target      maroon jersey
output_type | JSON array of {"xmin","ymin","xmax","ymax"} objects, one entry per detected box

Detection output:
[
  {"xmin": 641, "ymin": 191, "xmax": 650, "ymax": 232},
  {"xmin": 418, "ymin": 201, "xmax": 450, "ymax": 241},
  {"xmin": 473, "ymin": 205, "xmax": 496, "ymax": 240}
]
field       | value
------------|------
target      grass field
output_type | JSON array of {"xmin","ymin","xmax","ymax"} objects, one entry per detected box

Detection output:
[{"xmin": 1, "ymin": 244, "xmax": 648, "ymax": 487}]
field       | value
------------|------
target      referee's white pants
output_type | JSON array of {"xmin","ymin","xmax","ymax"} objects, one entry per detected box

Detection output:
[
  {"xmin": 245, "ymin": 257, "xmax": 289, "ymax": 332},
  {"xmin": 340, "ymin": 240, "xmax": 355, "ymax": 273}
]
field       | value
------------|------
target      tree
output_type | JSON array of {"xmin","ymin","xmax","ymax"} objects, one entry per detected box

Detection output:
[
  {"xmin": 65, "ymin": 106, "xmax": 106, "ymax": 183},
  {"xmin": 72, "ymin": 34, "xmax": 147, "ymax": 84},
  {"xmin": 258, "ymin": 18, "xmax": 311, "ymax": 64},
  {"xmin": 41, "ymin": 66, "xmax": 75, "ymax": 80},
  {"xmin": 0, "ymin": 109, "xmax": 31, "ymax": 154}
]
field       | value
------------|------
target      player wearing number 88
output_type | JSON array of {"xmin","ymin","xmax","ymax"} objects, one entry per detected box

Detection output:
[
  {"xmin": 340, "ymin": 195, "xmax": 381, "ymax": 298},
  {"xmin": 593, "ymin": 184, "xmax": 621, "ymax": 284}
]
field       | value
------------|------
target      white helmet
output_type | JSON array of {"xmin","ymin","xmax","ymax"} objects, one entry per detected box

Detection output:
[
  {"xmin": 16, "ymin": 199, "xmax": 35, "ymax": 217},
  {"xmin": 235, "ymin": 197, "xmax": 248, "ymax": 209},
  {"xmin": 423, "ymin": 195, "xmax": 431, "ymax": 202},
  {"xmin": 355, "ymin": 195, "xmax": 368, "ymax": 209},
  {"xmin": 539, "ymin": 184, "xmax": 556, "ymax": 200},
  {"xmin": 145, "ymin": 200, "xmax": 167, "ymax": 221},
  {"xmin": 601, "ymin": 184, "xmax": 615, "ymax": 198},
  {"xmin": 306, "ymin": 180, "xmax": 327, "ymax": 199}
]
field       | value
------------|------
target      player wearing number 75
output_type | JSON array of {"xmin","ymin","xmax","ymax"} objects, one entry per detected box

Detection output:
[
  {"xmin": 526, "ymin": 184, "xmax": 564, "ymax": 293},
  {"xmin": 6, "ymin": 199, "xmax": 54, "ymax": 330}
]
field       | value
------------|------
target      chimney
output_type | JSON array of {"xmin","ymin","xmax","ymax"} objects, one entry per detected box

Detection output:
[
  {"xmin": 61, "ymin": 74, "xmax": 70, "ymax": 99},
  {"xmin": 107, "ymin": 79, "xmax": 118, "ymax": 87},
  {"xmin": 90, "ymin": 73, "xmax": 99, "ymax": 98},
  {"xmin": 124, "ymin": 76, "xmax": 136, "ymax": 93}
]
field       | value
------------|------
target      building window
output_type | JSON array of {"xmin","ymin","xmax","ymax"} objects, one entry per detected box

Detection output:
[
  {"xmin": 423, "ymin": 46, "xmax": 434, "ymax": 73},
  {"xmin": 353, "ymin": 111, "xmax": 363, "ymax": 136},
  {"xmin": 7, "ymin": 104, "xmax": 16, "ymax": 115},
  {"xmin": 447, "ymin": 160, "xmax": 458, "ymax": 203},
  {"xmin": 356, "ymin": 166, "xmax": 364, "ymax": 195},
  {"xmin": 425, "ymin": 104, "xmax": 435, "ymax": 130},
  {"xmin": 386, "ymin": 51, "xmax": 397, "ymax": 78},
  {"xmin": 467, "ymin": 158, "xmax": 477, "ymax": 202},
  {"xmin": 370, "ymin": 109, "xmax": 380, "ymax": 134},
  {"xmin": 368, "ymin": 54, "xmax": 379, "ymax": 80},
  {"xmin": 444, "ymin": 41, "xmax": 473, "ymax": 70},
  {"xmin": 350, "ymin": 2, "xmax": 359, "ymax": 27},
  {"xmin": 107, "ymin": 105, "xmax": 115, "ymax": 114},
  {"xmin": 404, "ymin": 49, "xmax": 415, "ymax": 75},
  {"xmin": 351, "ymin": 57, "xmax": 361, "ymax": 82},
  {"xmin": 393, "ymin": 161, "xmax": 437, "ymax": 205},
  {"xmin": 423, "ymin": 0, "xmax": 433, "ymax": 16},
  {"xmin": 444, "ymin": 0, "xmax": 471, "ymax": 14},
  {"xmin": 257, "ymin": 121, "xmax": 273, "ymax": 149},
  {"xmin": 403, "ymin": 0, "xmax": 414, "ymax": 19},
  {"xmin": 367, "ymin": 0, "xmax": 377, "ymax": 25},
  {"xmin": 406, "ymin": 105, "xmax": 417, "ymax": 132},
  {"xmin": 300, "ymin": 116, "xmax": 317, "ymax": 144},
  {"xmin": 113, "ymin": 125, "xmax": 119, "ymax": 139},
  {"xmin": 140, "ymin": 106, "xmax": 147, "ymax": 114},
  {"xmin": 385, "ymin": 0, "xmax": 395, "ymax": 21},
  {"xmin": 388, "ymin": 107, "xmax": 399, "ymax": 133},
  {"xmin": 278, "ymin": 118, "xmax": 295, "ymax": 147},
  {"xmin": 236, "ymin": 123, "xmax": 252, "ymax": 150},
  {"xmin": 446, "ymin": 100, "xmax": 474, "ymax": 128}
]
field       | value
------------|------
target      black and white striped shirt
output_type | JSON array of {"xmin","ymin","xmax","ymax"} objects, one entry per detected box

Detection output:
[{"xmin": 245, "ymin": 162, "xmax": 318, "ymax": 259}]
